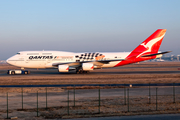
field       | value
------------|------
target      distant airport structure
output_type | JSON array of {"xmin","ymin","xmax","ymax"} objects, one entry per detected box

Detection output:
[
  {"xmin": 149, "ymin": 55, "xmax": 180, "ymax": 62},
  {"xmin": 0, "ymin": 60, "xmax": 6, "ymax": 64}
]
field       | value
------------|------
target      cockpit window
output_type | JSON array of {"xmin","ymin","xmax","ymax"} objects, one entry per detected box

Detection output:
[{"xmin": 16, "ymin": 53, "xmax": 20, "ymax": 55}]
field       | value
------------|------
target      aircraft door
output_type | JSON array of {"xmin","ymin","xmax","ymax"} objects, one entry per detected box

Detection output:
[{"xmin": 25, "ymin": 56, "xmax": 29, "ymax": 63}]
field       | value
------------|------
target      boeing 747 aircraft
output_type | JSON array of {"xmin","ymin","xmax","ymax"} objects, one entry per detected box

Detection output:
[{"xmin": 6, "ymin": 29, "xmax": 170, "ymax": 74}]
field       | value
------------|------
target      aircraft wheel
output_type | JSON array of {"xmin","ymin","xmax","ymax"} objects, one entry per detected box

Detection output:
[
  {"xmin": 84, "ymin": 71, "xmax": 89, "ymax": 73},
  {"xmin": 76, "ymin": 69, "xmax": 80, "ymax": 74},
  {"xmin": 80, "ymin": 70, "xmax": 83, "ymax": 74},
  {"xmin": 11, "ymin": 71, "xmax": 15, "ymax": 75},
  {"xmin": 76, "ymin": 69, "xmax": 90, "ymax": 74}
]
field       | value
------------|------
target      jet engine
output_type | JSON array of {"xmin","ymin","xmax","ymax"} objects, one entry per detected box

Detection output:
[
  {"xmin": 58, "ymin": 65, "xmax": 69, "ymax": 72},
  {"xmin": 82, "ymin": 63, "xmax": 94, "ymax": 71}
]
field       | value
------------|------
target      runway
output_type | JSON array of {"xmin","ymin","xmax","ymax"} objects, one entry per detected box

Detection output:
[
  {"xmin": 1, "ymin": 62, "xmax": 180, "ymax": 75},
  {"xmin": 0, "ymin": 62, "xmax": 180, "ymax": 86},
  {"xmin": 1, "ymin": 64, "xmax": 180, "ymax": 75}
]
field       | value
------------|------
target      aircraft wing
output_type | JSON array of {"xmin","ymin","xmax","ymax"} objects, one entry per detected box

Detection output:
[
  {"xmin": 52, "ymin": 51, "xmax": 171, "ymax": 68},
  {"xmin": 52, "ymin": 59, "xmax": 125, "ymax": 67}
]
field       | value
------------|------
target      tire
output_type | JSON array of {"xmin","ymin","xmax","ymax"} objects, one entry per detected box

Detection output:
[
  {"xmin": 11, "ymin": 71, "xmax": 15, "ymax": 75},
  {"xmin": 76, "ymin": 69, "xmax": 82, "ymax": 74},
  {"xmin": 25, "ymin": 71, "xmax": 28, "ymax": 74},
  {"xmin": 80, "ymin": 70, "xmax": 83, "ymax": 74}
]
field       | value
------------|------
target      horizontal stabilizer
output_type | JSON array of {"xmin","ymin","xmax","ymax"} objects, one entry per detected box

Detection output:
[{"xmin": 140, "ymin": 51, "xmax": 171, "ymax": 57}]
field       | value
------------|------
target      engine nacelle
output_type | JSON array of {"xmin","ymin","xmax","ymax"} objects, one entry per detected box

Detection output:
[
  {"xmin": 82, "ymin": 63, "xmax": 94, "ymax": 71},
  {"xmin": 58, "ymin": 65, "xmax": 69, "ymax": 72}
]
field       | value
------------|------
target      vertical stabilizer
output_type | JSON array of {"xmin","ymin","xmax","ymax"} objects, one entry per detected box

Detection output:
[{"xmin": 115, "ymin": 29, "xmax": 166, "ymax": 67}]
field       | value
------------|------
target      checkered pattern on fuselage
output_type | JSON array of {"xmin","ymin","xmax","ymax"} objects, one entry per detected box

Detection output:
[{"xmin": 75, "ymin": 53, "xmax": 103, "ymax": 61}]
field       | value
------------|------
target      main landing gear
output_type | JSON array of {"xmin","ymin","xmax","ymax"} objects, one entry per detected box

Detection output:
[{"xmin": 76, "ymin": 69, "xmax": 90, "ymax": 74}]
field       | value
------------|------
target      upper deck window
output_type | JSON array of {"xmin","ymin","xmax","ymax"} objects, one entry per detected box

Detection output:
[
  {"xmin": 27, "ymin": 53, "xmax": 39, "ymax": 55},
  {"xmin": 42, "ymin": 53, "xmax": 52, "ymax": 55}
]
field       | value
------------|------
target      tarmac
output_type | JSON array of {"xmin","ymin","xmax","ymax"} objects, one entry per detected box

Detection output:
[{"xmin": 0, "ymin": 62, "xmax": 180, "ymax": 119}]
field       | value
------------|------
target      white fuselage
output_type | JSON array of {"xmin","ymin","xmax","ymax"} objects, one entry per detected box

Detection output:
[
  {"xmin": 6, "ymin": 51, "xmax": 130, "ymax": 69},
  {"xmin": 6, "ymin": 29, "xmax": 168, "ymax": 72}
]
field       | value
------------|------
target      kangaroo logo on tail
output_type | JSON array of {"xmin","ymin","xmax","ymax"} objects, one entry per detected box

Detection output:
[
  {"xmin": 136, "ymin": 32, "xmax": 166, "ymax": 58},
  {"xmin": 128, "ymin": 29, "xmax": 166, "ymax": 59},
  {"xmin": 114, "ymin": 29, "xmax": 167, "ymax": 67}
]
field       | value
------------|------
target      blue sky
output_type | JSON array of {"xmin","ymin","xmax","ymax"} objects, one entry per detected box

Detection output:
[{"xmin": 0, "ymin": 0, "xmax": 180, "ymax": 60}]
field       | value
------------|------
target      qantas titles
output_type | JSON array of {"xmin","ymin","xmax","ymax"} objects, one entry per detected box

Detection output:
[
  {"xmin": 29, "ymin": 56, "xmax": 54, "ymax": 59},
  {"xmin": 29, "ymin": 56, "xmax": 73, "ymax": 60}
]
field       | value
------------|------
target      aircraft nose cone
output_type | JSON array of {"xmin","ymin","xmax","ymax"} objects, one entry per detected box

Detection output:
[
  {"xmin": 6, "ymin": 57, "xmax": 14, "ymax": 65},
  {"xmin": 6, "ymin": 58, "xmax": 10, "ymax": 64}
]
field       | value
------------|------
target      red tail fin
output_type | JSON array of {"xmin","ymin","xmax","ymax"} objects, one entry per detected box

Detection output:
[
  {"xmin": 115, "ymin": 29, "xmax": 166, "ymax": 67},
  {"xmin": 128, "ymin": 29, "xmax": 166, "ymax": 59}
]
